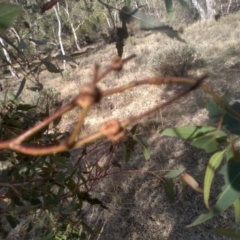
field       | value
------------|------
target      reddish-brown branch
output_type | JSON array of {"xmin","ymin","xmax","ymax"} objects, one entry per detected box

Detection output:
[{"xmin": 0, "ymin": 56, "xmax": 232, "ymax": 157}]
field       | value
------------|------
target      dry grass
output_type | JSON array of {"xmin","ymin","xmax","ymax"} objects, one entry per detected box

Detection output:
[{"xmin": 3, "ymin": 11, "xmax": 240, "ymax": 239}]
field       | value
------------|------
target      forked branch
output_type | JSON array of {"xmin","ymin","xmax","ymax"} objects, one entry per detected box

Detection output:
[{"xmin": 0, "ymin": 55, "xmax": 233, "ymax": 156}]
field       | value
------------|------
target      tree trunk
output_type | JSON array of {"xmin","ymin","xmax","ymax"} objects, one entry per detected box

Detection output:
[
  {"xmin": 53, "ymin": 3, "xmax": 66, "ymax": 68},
  {"xmin": 191, "ymin": 0, "xmax": 216, "ymax": 21},
  {"xmin": 191, "ymin": 0, "xmax": 208, "ymax": 20},
  {"xmin": 63, "ymin": 0, "xmax": 81, "ymax": 51},
  {"xmin": 205, "ymin": 0, "xmax": 216, "ymax": 19}
]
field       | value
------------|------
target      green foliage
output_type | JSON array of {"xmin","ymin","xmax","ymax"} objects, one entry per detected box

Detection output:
[
  {"xmin": 147, "ymin": 43, "xmax": 200, "ymax": 77},
  {"xmin": 161, "ymin": 126, "xmax": 227, "ymax": 153},
  {"xmin": 122, "ymin": 124, "xmax": 150, "ymax": 161},
  {"xmin": 160, "ymin": 97, "xmax": 240, "ymax": 231},
  {"xmin": 0, "ymin": 95, "xmax": 110, "ymax": 238},
  {"xmin": 15, "ymin": 77, "xmax": 26, "ymax": 100},
  {"xmin": 189, "ymin": 159, "xmax": 240, "ymax": 227},
  {"xmin": 124, "ymin": 0, "xmax": 131, "ymax": 7},
  {"xmin": 120, "ymin": 6, "xmax": 184, "ymax": 41},
  {"xmin": 207, "ymin": 100, "xmax": 240, "ymax": 135},
  {"xmin": 0, "ymin": 4, "xmax": 21, "ymax": 34},
  {"xmin": 204, "ymin": 151, "xmax": 224, "ymax": 209},
  {"xmin": 163, "ymin": 179, "xmax": 175, "ymax": 203},
  {"xmin": 164, "ymin": 0, "xmax": 174, "ymax": 18},
  {"xmin": 164, "ymin": 168, "xmax": 185, "ymax": 178},
  {"xmin": 233, "ymin": 198, "xmax": 240, "ymax": 223}
]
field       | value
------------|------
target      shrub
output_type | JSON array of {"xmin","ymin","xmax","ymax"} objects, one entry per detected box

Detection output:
[{"xmin": 147, "ymin": 42, "xmax": 199, "ymax": 77}]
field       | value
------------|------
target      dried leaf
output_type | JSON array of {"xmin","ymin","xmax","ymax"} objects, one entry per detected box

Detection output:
[{"xmin": 181, "ymin": 172, "xmax": 203, "ymax": 193}]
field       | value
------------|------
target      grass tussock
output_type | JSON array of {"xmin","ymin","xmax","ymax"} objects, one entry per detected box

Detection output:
[{"xmin": 147, "ymin": 42, "xmax": 202, "ymax": 77}]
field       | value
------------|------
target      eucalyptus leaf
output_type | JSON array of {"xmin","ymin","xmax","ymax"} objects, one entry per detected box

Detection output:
[
  {"xmin": 160, "ymin": 126, "xmax": 227, "ymax": 140},
  {"xmin": 132, "ymin": 136, "xmax": 150, "ymax": 160},
  {"xmin": 188, "ymin": 158, "xmax": 240, "ymax": 227},
  {"xmin": 161, "ymin": 126, "xmax": 227, "ymax": 153},
  {"xmin": 15, "ymin": 77, "xmax": 26, "ymax": 100},
  {"xmin": 207, "ymin": 101, "xmax": 240, "ymax": 135},
  {"xmin": 51, "ymin": 156, "xmax": 67, "ymax": 169},
  {"xmin": 119, "ymin": 6, "xmax": 184, "ymax": 42},
  {"xmin": 163, "ymin": 179, "xmax": 175, "ymax": 203},
  {"xmin": 164, "ymin": 0, "xmax": 174, "ymax": 18},
  {"xmin": 124, "ymin": 0, "xmax": 131, "ymax": 7},
  {"xmin": 42, "ymin": 60, "xmax": 63, "ymax": 73},
  {"xmin": 165, "ymin": 168, "xmax": 185, "ymax": 178},
  {"xmin": 0, "ymin": 4, "xmax": 21, "ymax": 34},
  {"xmin": 233, "ymin": 198, "xmax": 240, "ymax": 223},
  {"xmin": 17, "ymin": 104, "xmax": 36, "ymax": 111},
  {"xmin": 204, "ymin": 151, "xmax": 224, "ymax": 209}
]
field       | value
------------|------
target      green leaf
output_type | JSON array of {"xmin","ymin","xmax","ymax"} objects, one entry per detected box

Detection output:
[
  {"xmin": 15, "ymin": 77, "xmax": 26, "ymax": 100},
  {"xmin": 65, "ymin": 179, "xmax": 77, "ymax": 191},
  {"xmin": 122, "ymin": 138, "xmax": 137, "ymax": 161},
  {"xmin": 160, "ymin": 126, "xmax": 227, "ymax": 140},
  {"xmin": 124, "ymin": 0, "xmax": 131, "ymax": 7},
  {"xmin": 56, "ymin": 172, "xmax": 65, "ymax": 185},
  {"xmin": 165, "ymin": 168, "xmax": 185, "ymax": 178},
  {"xmin": 119, "ymin": 6, "xmax": 184, "ymax": 42},
  {"xmin": 48, "ymin": 194, "xmax": 60, "ymax": 205},
  {"xmin": 67, "ymin": 162, "xmax": 74, "ymax": 175},
  {"xmin": 164, "ymin": 0, "xmax": 174, "ymax": 18},
  {"xmin": 225, "ymin": 147, "xmax": 234, "ymax": 161},
  {"xmin": 42, "ymin": 60, "xmax": 63, "ymax": 73},
  {"xmin": 191, "ymin": 134, "xmax": 220, "ymax": 153},
  {"xmin": 211, "ymin": 228, "xmax": 240, "ymax": 239},
  {"xmin": 130, "ymin": 124, "xmax": 138, "ymax": 135},
  {"xmin": 6, "ymin": 215, "xmax": 19, "ymax": 228},
  {"xmin": 233, "ymin": 198, "xmax": 240, "ymax": 223},
  {"xmin": 132, "ymin": 136, "xmax": 150, "ymax": 160},
  {"xmin": 51, "ymin": 156, "xmax": 67, "ymax": 169},
  {"xmin": 142, "ymin": 145, "xmax": 150, "ymax": 160},
  {"xmin": 28, "ymin": 38, "xmax": 48, "ymax": 45},
  {"xmin": 161, "ymin": 126, "xmax": 227, "ymax": 153},
  {"xmin": 7, "ymin": 91, "xmax": 16, "ymax": 101},
  {"xmin": 207, "ymin": 101, "xmax": 240, "ymax": 135},
  {"xmin": 188, "ymin": 158, "xmax": 240, "ymax": 227},
  {"xmin": 204, "ymin": 151, "xmax": 224, "ymax": 209},
  {"xmin": 54, "ymin": 54, "xmax": 77, "ymax": 64},
  {"xmin": 163, "ymin": 179, "xmax": 175, "ymax": 203},
  {"xmin": 0, "ymin": 4, "xmax": 21, "ymax": 34},
  {"xmin": 17, "ymin": 104, "xmax": 36, "ymax": 111}
]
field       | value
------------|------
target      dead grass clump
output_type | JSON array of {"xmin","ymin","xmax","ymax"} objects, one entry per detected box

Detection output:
[{"xmin": 147, "ymin": 42, "xmax": 200, "ymax": 77}]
